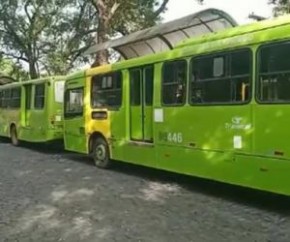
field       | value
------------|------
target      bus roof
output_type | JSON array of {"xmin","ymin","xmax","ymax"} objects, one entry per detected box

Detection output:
[
  {"xmin": 176, "ymin": 14, "xmax": 290, "ymax": 49},
  {"xmin": 66, "ymin": 70, "xmax": 86, "ymax": 80},
  {"xmin": 0, "ymin": 75, "xmax": 66, "ymax": 90}
]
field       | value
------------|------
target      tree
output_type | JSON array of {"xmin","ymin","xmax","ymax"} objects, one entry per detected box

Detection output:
[
  {"xmin": 41, "ymin": 0, "xmax": 98, "ymax": 75},
  {"xmin": 0, "ymin": 0, "xmax": 60, "ymax": 78},
  {"xmin": 89, "ymin": 0, "xmax": 171, "ymax": 66},
  {"xmin": 269, "ymin": 0, "xmax": 290, "ymax": 16},
  {"xmin": 0, "ymin": 0, "xmax": 98, "ymax": 78},
  {"xmin": 0, "ymin": 57, "xmax": 29, "ymax": 81},
  {"xmin": 0, "ymin": 0, "xmax": 171, "ymax": 76}
]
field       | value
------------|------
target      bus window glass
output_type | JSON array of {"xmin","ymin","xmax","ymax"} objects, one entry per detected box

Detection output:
[
  {"xmin": 3, "ymin": 90, "xmax": 11, "ymax": 108},
  {"xmin": 11, "ymin": 88, "xmax": 21, "ymax": 108},
  {"xmin": 65, "ymin": 88, "xmax": 83, "ymax": 117},
  {"xmin": 162, "ymin": 60, "xmax": 187, "ymax": 105},
  {"xmin": 130, "ymin": 69, "xmax": 141, "ymax": 106},
  {"xmin": 196, "ymin": 57, "xmax": 216, "ymax": 80},
  {"xmin": 34, "ymin": 84, "xmax": 45, "ymax": 109},
  {"xmin": 91, "ymin": 72, "xmax": 122, "ymax": 108},
  {"xmin": 145, "ymin": 66, "xmax": 154, "ymax": 105},
  {"xmin": 213, "ymin": 57, "xmax": 224, "ymax": 77},
  {"xmin": 25, "ymin": 85, "xmax": 32, "ymax": 110},
  {"xmin": 191, "ymin": 49, "xmax": 251, "ymax": 104},
  {"xmin": 231, "ymin": 50, "xmax": 250, "ymax": 76},
  {"xmin": 258, "ymin": 41, "xmax": 290, "ymax": 103},
  {"xmin": 55, "ymin": 81, "xmax": 65, "ymax": 103}
]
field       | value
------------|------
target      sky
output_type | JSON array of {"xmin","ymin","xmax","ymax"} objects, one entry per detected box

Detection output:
[{"xmin": 162, "ymin": 0, "xmax": 274, "ymax": 25}]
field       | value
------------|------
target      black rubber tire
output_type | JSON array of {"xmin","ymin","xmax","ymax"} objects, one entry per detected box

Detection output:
[
  {"xmin": 92, "ymin": 137, "xmax": 111, "ymax": 169},
  {"xmin": 10, "ymin": 125, "xmax": 19, "ymax": 146}
]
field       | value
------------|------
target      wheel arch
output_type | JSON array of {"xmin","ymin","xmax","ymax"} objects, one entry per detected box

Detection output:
[
  {"xmin": 9, "ymin": 122, "xmax": 17, "ymax": 135},
  {"xmin": 88, "ymin": 132, "xmax": 110, "ymax": 156},
  {"xmin": 9, "ymin": 122, "xmax": 19, "ymax": 146}
]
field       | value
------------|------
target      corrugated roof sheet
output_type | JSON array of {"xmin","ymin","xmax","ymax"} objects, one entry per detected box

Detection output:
[
  {"xmin": 0, "ymin": 75, "xmax": 16, "ymax": 85},
  {"xmin": 85, "ymin": 8, "xmax": 238, "ymax": 59}
]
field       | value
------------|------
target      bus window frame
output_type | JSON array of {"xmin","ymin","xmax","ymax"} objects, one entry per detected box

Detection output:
[
  {"xmin": 64, "ymin": 87, "xmax": 84, "ymax": 119},
  {"xmin": 256, "ymin": 40, "xmax": 290, "ymax": 105},
  {"xmin": 10, "ymin": 87, "xmax": 21, "ymax": 109},
  {"xmin": 129, "ymin": 68, "xmax": 142, "ymax": 106},
  {"xmin": 161, "ymin": 58, "xmax": 188, "ymax": 107},
  {"xmin": 2, "ymin": 89, "xmax": 11, "ymax": 109},
  {"xmin": 34, "ymin": 83, "xmax": 46, "ymax": 110},
  {"xmin": 189, "ymin": 48, "xmax": 253, "ymax": 106},
  {"xmin": 90, "ymin": 71, "xmax": 123, "ymax": 110}
]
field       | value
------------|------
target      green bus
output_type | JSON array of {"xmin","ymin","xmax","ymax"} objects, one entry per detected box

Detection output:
[
  {"xmin": 64, "ymin": 14, "xmax": 290, "ymax": 196},
  {"xmin": 0, "ymin": 76, "xmax": 65, "ymax": 145}
]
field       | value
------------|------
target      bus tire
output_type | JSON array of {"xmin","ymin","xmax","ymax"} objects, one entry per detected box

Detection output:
[
  {"xmin": 10, "ymin": 125, "xmax": 19, "ymax": 146},
  {"xmin": 92, "ymin": 137, "xmax": 111, "ymax": 169}
]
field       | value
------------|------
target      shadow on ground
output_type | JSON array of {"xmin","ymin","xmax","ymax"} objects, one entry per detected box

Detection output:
[
  {"xmin": 3, "ymin": 138, "xmax": 290, "ymax": 216},
  {"xmin": 109, "ymin": 161, "xmax": 290, "ymax": 216}
]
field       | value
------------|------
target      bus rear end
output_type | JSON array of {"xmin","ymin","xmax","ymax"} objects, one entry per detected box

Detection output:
[{"xmin": 46, "ymin": 77, "xmax": 65, "ymax": 141}]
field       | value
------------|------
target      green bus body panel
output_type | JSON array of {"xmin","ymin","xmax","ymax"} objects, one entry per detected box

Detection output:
[
  {"xmin": 143, "ymin": 106, "xmax": 153, "ymax": 141},
  {"xmin": 64, "ymin": 115, "xmax": 87, "ymax": 153},
  {"xmin": 63, "ymin": 71, "xmax": 87, "ymax": 154},
  {"xmin": 66, "ymin": 70, "xmax": 85, "ymax": 80},
  {"xmin": 130, "ymin": 106, "xmax": 142, "ymax": 140},
  {"xmin": 254, "ymin": 105, "xmax": 290, "ymax": 158},
  {"xmin": 0, "ymin": 76, "xmax": 65, "ymax": 142}
]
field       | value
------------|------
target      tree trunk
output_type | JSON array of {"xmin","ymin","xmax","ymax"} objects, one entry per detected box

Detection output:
[
  {"xmin": 29, "ymin": 60, "xmax": 38, "ymax": 79},
  {"xmin": 91, "ymin": 0, "xmax": 110, "ymax": 67}
]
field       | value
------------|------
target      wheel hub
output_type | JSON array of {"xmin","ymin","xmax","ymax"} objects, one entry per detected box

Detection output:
[{"xmin": 96, "ymin": 144, "xmax": 106, "ymax": 161}]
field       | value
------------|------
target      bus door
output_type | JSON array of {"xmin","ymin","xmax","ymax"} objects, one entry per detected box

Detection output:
[
  {"xmin": 63, "ymin": 81, "xmax": 87, "ymax": 153},
  {"xmin": 24, "ymin": 84, "xmax": 32, "ymax": 127},
  {"xmin": 130, "ymin": 66, "xmax": 154, "ymax": 142}
]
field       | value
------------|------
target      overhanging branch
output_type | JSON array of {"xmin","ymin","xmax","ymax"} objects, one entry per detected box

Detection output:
[{"xmin": 153, "ymin": 0, "xmax": 169, "ymax": 19}]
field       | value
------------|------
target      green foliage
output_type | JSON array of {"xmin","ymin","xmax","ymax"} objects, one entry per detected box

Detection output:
[
  {"xmin": 0, "ymin": 0, "xmax": 174, "ymax": 75},
  {"xmin": 41, "ymin": 0, "xmax": 98, "ymax": 74},
  {"xmin": 0, "ymin": 0, "xmax": 98, "ymax": 77},
  {"xmin": 111, "ymin": 0, "xmax": 169, "ymax": 35},
  {"xmin": 89, "ymin": 0, "xmax": 172, "ymax": 66},
  {"xmin": 0, "ymin": 57, "xmax": 29, "ymax": 81},
  {"xmin": 269, "ymin": 0, "xmax": 290, "ymax": 16}
]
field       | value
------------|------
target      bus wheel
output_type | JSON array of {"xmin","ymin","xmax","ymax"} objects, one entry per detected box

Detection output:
[
  {"xmin": 10, "ymin": 125, "xmax": 19, "ymax": 146},
  {"xmin": 92, "ymin": 137, "xmax": 111, "ymax": 169}
]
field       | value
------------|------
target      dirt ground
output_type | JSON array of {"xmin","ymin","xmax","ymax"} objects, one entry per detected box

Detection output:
[{"xmin": 1, "ymin": 141, "xmax": 290, "ymax": 242}]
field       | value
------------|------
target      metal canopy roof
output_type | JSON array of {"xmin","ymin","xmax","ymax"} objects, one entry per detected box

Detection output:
[
  {"xmin": 0, "ymin": 75, "xmax": 16, "ymax": 85},
  {"xmin": 85, "ymin": 8, "xmax": 238, "ymax": 59}
]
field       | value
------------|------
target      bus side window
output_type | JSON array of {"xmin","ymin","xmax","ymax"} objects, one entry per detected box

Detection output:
[
  {"xmin": 91, "ymin": 72, "xmax": 122, "ymax": 108},
  {"xmin": 64, "ymin": 88, "xmax": 84, "ymax": 117},
  {"xmin": 3, "ymin": 90, "xmax": 11, "ymax": 108},
  {"xmin": 162, "ymin": 60, "xmax": 187, "ymax": 106},
  {"xmin": 258, "ymin": 41, "xmax": 290, "ymax": 103},
  {"xmin": 190, "ymin": 49, "xmax": 251, "ymax": 104},
  {"xmin": 34, "ymin": 84, "xmax": 45, "ymax": 109}
]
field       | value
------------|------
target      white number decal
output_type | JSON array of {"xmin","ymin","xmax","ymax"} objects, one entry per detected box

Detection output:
[{"xmin": 167, "ymin": 132, "xmax": 183, "ymax": 143}]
